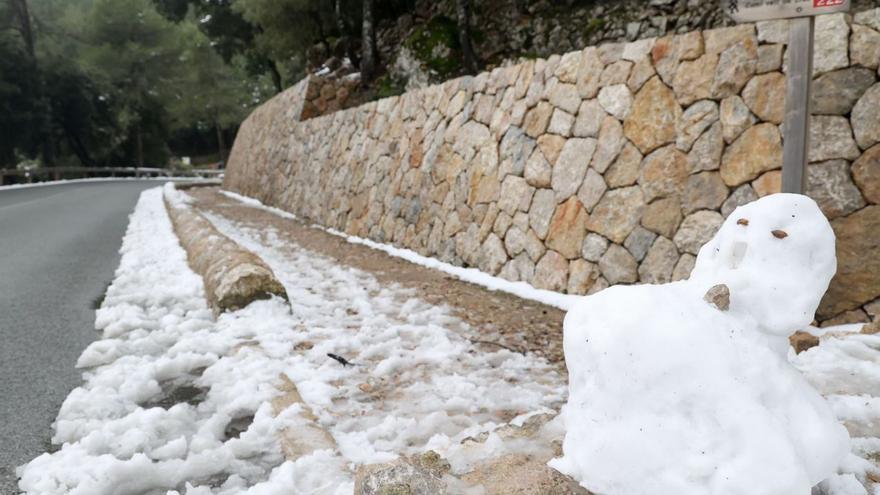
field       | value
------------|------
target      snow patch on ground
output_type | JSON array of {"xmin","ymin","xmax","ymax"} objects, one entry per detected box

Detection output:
[
  {"xmin": 18, "ymin": 187, "xmax": 565, "ymax": 493},
  {"xmin": 200, "ymin": 209, "xmax": 566, "ymax": 470},
  {"xmin": 21, "ymin": 188, "xmax": 880, "ymax": 495},
  {"xmin": 220, "ymin": 188, "xmax": 880, "ymax": 495},
  {"xmin": 218, "ymin": 189, "xmax": 580, "ymax": 311},
  {"xmin": 18, "ymin": 187, "xmax": 296, "ymax": 494}
]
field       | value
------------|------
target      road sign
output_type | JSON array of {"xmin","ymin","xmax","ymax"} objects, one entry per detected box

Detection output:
[
  {"xmin": 724, "ymin": 0, "xmax": 850, "ymax": 23},
  {"xmin": 723, "ymin": 0, "xmax": 850, "ymax": 194}
]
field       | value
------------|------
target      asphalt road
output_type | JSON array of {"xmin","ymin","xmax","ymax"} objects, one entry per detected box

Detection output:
[{"xmin": 0, "ymin": 181, "xmax": 161, "ymax": 493}]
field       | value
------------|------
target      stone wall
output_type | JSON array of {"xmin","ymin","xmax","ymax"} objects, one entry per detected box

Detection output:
[
  {"xmin": 247, "ymin": 74, "xmax": 363, "ymax": 123},
  {"xmin": 225, "ymin": 11, "xmax": 880, "ymax": 326},
  {"xmin": 300, "ymin": 73, "xmax": 363, "ymax": 119}
]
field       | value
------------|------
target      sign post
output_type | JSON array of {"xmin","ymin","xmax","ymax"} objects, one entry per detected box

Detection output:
[
  {"xmin": 781, "ymin": 16, "xmax": 814, "ymax": 194},
  {"xmin": 723, "ymin": 0, "xmax": 850, "ymax": 194}
]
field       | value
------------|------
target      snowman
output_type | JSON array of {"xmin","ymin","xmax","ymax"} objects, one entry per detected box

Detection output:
[{"xmin": 549, "ymin": 194, "xmax": 851, "ymax": 495}]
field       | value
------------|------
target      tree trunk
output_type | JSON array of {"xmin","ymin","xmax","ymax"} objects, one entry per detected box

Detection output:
[
  {"xmin": 266, "ymin": 58, "xmax": 284, "ymax": 93},
  {"xmin": 309, "ymin": 10, "xmax": 328, "ymax": 48},
  {"xmin": 135, "ymin": 121, "xmax": 144, "ymax": 171},
  {"xmin": 334, "ymin": 0, "xmax": 358, "ymax": 65},
  {"xmin": 10, "ymin": 0, "xmax": 54, "ymax": 165},
  {"xmin": 456, "ymin": 0, "xmax": 479, "ymax": 74},
  {"xmin": 360, "ymin": 0, "xmax": 377, "ymax": 81},
  {"xmin": 254, "ymin": 25, "xmax": 284, "ymax": 93},
  {"xmin": 215, "ymin": 120, "xmax": 227, "ymax": 164},
  {"xmin": 334, "ymin": 0, "xmax": 346, "ymax": 35},
  {"xmin": 62, "ymin": 123, "xmax": 95, "ymax": 167},
  {"xmin": 10, "ymin": 0, "xmax": 35, "ymax": 59},
  {"xmin": 40, "ymin": 122, "xmax": 55, "ymax": 166}
]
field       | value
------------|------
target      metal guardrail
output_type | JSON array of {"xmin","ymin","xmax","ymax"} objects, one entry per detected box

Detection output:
[{"xmin": 0, "ymin": 167, "xmax": 224, "ymax": 186}]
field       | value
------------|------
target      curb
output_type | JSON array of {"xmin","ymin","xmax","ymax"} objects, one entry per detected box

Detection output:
[
  {"xmin": 163, "ymin": 184, "xmax": 288, "ymax": 313},
  {"xmin": 271, "ymin": 373, "xmax": 339, "ymax": 460}
]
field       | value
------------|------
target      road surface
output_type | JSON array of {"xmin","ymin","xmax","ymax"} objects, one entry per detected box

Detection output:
[{"xmin": 0, "ymin": 181, "xmax": 163, "ymax": 493}]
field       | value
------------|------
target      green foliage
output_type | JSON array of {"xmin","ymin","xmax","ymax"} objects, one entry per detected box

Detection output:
[
  {"xmin": 78, "ymin": 0, "xmax": 178, "ymax": 111},
  {"xmin": 0, "ymin": 0, "xmax": 272, "ymax": 168},
  {"xmin": 374, "ymin": 74, "xmax": 404, "ymax": 99},
  {"xmin": 151, "ymin": 0, "xmax": 188, "ymax": 21},
  {"xmin": 405, "ymin": 15, "xmax": 462, "ymax": 78},
  {"xmin": 0, "ymin": 1, "xmax": 45, "ymax": 165},
  {"xmin": 160, "ymin": 0, "xmax": 288, "ymax": 92},
  {"xmin": 0, "ymin": 0, "xmax": 493, "ymax": 169},
  {"xmin": 231, "ymin": 0, "xmax": 334, "ymax": 84},
  {"xmin": 582, "ymin": 17, "xmax": 607, "ymax": 38},
  {"xmin": 42, "ymin": 62, "xmax": 121, "ymax": 166},
  {"xmin": 165, "ymin": 20, "xmax": 259, "ymax": 130},
  {"xmin": 67, "ymin": 0, "xmax": 190, "ymax": 164}
]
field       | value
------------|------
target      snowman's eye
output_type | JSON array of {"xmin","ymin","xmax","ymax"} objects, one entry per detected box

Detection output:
[
  {"xmin": 736, "ymin": 218, "xmax": 749, "ymax": 226},
  {"xmin": 771, "ymin": 230, "xmax": 788, "ymax": 239}
]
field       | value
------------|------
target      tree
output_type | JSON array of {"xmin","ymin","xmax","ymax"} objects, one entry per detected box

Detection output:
[
  {"xmin": 8, "ymin": 0, "xmax": 35, "ymax": 57},
  {"xmin": 360, "ymin": 0, "xmax": 376, "ymax": 81},
  {"xmin": 150, "ymin": 0, "xmax": 287, "ymax": 94},
  {"xmin": 75, "ymin": 0, "xmax": 185, "ymax": 166},
  {"xmin": 456, "ymin": 0, "xmax": 479, "ymax": 74},
  {"xmin": 333, "ymin": 0, "xmax": 358, "ymax": 66},
  {"xmin": 42, "ymin": 64, "xmax": 118, "ymax": 167},
  {"xmin": 29, "ymin": 0, "xmax": 158, "ymax": 167},
  {"xmin": 1, "ymin": 0, "xmax": 271, "ymax": 170},
  {"xmin": 231, "ymin": 0, "xmax": 335, "ymax": 87},
  {"xmin": 165, "ymin": 21, "xmax": 258, "ymax": 161},
  {"xmin": 0, "ymin": 0, "xmax": 45, "ymax": 167}
]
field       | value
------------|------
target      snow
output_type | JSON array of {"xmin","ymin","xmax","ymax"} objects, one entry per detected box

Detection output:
[
  {"xmin": 18, "ymin": 187, "xmax": 879, "ymax": 494},
  {"xmin": 220, "ymin": 190, "xmax": 266, "ymax": 209},
  {"xmin": 198, "ymin": 209, "xmax": 566, "ymax": 469},
  {"xmin": 218, "ymin": 189, "xmax": 580, "ymax": 311},
  {"xmin": 793, "ymin": 338, "xmax": 880, "ymax": 495},
  {"xmin": 18, "ymin": 188, "xmax": 293, "ymax": 494},
  {"xmin": 18, "ymin": 186, "xmax": 565, "ymax": 493},
  {"xmin": 550, "ymin": 194, "xmax": 853, "ymax": 495},
  {"xmin": 218, "ymin": 188, "xmax": 880, "ymax": 494}
]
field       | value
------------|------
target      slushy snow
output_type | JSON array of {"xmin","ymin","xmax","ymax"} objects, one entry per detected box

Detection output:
[
  {"xmin": 17, "ymin": 186, "xmax": 565, "ymax": 494},
  {"xmin": 218, "ymin": 189, "xmax": 581, "ymax": 311},
  {"xmin": 17, "ymin": 187, "xmax": 880, "ymax": 494},
  {"xmin": 551, "ymin": 194, "xmax": 852, "ymax": 494}
]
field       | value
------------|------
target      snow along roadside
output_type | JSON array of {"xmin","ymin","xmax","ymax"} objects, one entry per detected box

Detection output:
[
  {"xmin": 196, "ymin": 203, "xmax": 567, "ymax": 474},
  {"xmin": 219, "ymin": 190, "xmax": 580, "ymax": 312},
  {"xmin": 18, "ymin": 186, "xmax": 567, "ymax": 494},
  {"xmin": 17, "ymin": 186, "xmax": 299, "ymax": 494}
]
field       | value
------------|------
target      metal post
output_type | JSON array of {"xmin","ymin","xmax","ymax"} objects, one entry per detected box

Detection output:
[{"xmin": 781, "ymin": 16, "xmax": 815, "ymax": 194}]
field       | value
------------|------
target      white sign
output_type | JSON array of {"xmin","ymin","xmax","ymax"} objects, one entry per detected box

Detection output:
[{"xmin": 723, "ymin": 0, "xmax": 850, "ymax": 23}]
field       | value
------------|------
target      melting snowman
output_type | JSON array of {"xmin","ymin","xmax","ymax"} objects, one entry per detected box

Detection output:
[{"xmin": 550, "ymin": 194, "xmax": 851, "ymax": 494}]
